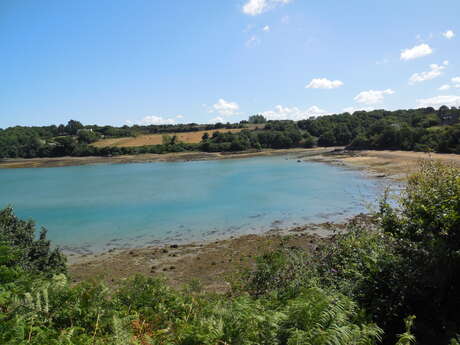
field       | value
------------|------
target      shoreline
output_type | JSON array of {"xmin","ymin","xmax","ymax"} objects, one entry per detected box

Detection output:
[
  {"xmin": 301, "ymin": 149, "xmax": 460, "ymax": 180},
  {"xmin": 0, "ymin": 147, "xmax": 341, "ymax": 169},
  {"xmin": 69, "ymin": 214, "xmax": 372, "ymax": 292},
  {"xmin": 2, "ymin": 148, "xmax": 460, "ymax": 174}
]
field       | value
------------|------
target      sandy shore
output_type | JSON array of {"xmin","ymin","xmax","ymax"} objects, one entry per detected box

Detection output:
[
  {"xmin": 0, "ymin": 147, "xmax": 339, "ymax": 169},
  {"xmin": 303, "ymin": 149, "xmax": 460, "ymax": 180}
]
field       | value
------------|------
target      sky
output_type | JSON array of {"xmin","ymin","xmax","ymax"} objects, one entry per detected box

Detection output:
[{"xmin": 0, "ymin": 0, "xmax": 459, "ymax": 128}]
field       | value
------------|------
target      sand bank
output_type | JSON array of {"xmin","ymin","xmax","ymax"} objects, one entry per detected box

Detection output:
[{"xmin": 303, "ymin": 149, "xmax": 460, "ymax": 180}]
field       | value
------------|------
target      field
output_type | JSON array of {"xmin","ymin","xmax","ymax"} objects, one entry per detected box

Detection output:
[{"xmin": 92, "ymin": 128, "xmax": 246, "ymax": 148}]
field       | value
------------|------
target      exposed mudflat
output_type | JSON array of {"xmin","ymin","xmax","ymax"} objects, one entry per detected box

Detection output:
[
  {"xmin": 68, "ymin": 217, "xmax": 360, "ymax": 293},
  {"xmin": 0, "ymin": 147, "xmax": 339, "ymax": 169}
]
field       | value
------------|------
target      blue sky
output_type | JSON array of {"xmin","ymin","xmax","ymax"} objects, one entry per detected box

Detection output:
[{"xmin": 1, "ymin": 0, "xmax": 459, "ymax": 128}]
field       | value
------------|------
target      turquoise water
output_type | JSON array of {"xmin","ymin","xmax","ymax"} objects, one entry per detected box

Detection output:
[{"xmin": 0, "ymin": 155, "xmax": 383, "ymax": 253}]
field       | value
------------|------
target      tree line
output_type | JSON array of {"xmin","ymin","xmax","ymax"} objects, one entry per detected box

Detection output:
[{"xmin": 1, "ymin": 105, "xmax": 460, "ymax": 159}]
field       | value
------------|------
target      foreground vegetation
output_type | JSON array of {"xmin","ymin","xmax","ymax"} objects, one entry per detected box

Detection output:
[
  {"xmin": 2, "ymin": 106, "xmax": 460, "ymax": 159},
  {"xmin": 1, "ymin": 161, "xmax": 459, "ymax": 344}
]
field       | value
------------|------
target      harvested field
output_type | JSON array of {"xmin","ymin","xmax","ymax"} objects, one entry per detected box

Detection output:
[{"xmin": 92, "ymin": 128, "xmax": 245, "ymax": 148}]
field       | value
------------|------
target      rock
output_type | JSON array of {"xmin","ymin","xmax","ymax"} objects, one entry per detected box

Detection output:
[{"xmin": 170, "ymin": 244, "xmax": 179, "ymax": 249}]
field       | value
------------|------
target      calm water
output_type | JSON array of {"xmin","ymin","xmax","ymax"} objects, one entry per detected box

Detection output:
[{"xmin": 0, "ymin": 155, "xmax": 384, "ymax": 253}]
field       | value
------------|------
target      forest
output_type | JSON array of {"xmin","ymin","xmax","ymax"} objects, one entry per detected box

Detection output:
[
  {"xmin": 1, "ymin": 160, "xmax": 459, "ymax": 344},
  {"xmin": 1, "ymin": 106, "xmax": 460, "ymax": 159}
]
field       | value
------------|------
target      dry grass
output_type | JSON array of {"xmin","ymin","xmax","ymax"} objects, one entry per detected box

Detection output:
[{"xmin": 92, "ymin": 128, "xmax": 245, "ymax": 148}]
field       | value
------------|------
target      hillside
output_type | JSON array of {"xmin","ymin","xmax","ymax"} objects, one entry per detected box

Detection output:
[{"xmin": 92, "ymin": 128, "xmax": 246, "ymax": 148}]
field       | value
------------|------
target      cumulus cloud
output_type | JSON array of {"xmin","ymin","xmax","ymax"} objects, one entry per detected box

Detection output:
[
  {"xmin": 443, "ymin": 30, "xmax": 455, "ymax": 39},
  {"xmin": 262, "ymin": 25, "xmax": 270, "ymax": 32},
  {"xmin": 409, "ymin": 61, "xmax": 448, "ymax": 85},
  {"xmin": 306, "ymin": 78, "xmax": 344, "ymax": 89},
  {"xmin": 416, "ymin": 95, "xmax": 460, "ymax": 108},
  {"xmin": 438, "ymin": 77, "xmax": 460, "ymax": 91},
  {"xmin": 261, "ymin": 105, "xmax": 328, "ymax": 120},
  {"xmin": 137, "ymin": 116, "xmax": 177, "ymax": 125},
  {"xmin": 439, "ymin": 84, "xmax": 451, "ymax": 91},
  {"xmin": 354, "ymin": 89, "xmax": 395, "ymax": 105},
  {"xmin": 400, "ymin": 43, "xmax": 433, "ymax": 61},
  {"xmin": 209, "ymin": 116, "xmax": 225, "ymax": 123},
  {"xmin": 242, "ymin": 0, "xmax": 292, "ymax": 16},
  {"xmin": 211, "ymin": 99, "xmax": 240, "ymax": 116},
  {"xmin": 342, "ymin": 106, "xmax": 376, "ymax": 114}
]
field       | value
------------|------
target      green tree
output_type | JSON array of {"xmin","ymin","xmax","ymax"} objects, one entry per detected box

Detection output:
[
  {"xmin": 0, "ymin": 207, "xmax": 66, "ymax": 276},
  {"xmin": 318, "ymin": 130, "xmax": 336, "ymax": 146},
  {"xmin": 248, "ymin": 114, "xmax": 267, "ymax": 124},
  {"xmin": 64, "ymin": 120, "xmax": 84, "ymax": 135}
]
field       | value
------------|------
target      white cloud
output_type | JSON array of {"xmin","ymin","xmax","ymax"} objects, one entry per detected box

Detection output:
[
  {"xmin": 242, "ymin": 0, "xmax": 292, "ymax": 16},
  {"xmin": 176, "ymin": 114, "xmax": 184, "ymax": 119},
  {"xmin": 409, "ymin": 61, "xmax": 448, "ymax": 85},
  {"xmin": 211, "ymin": 99, "xmax": 240, "ymax": 116},
  {"xmin": 437, "ymin": 77, "xmax": 460, "ymax": 91},
  {"xmin": 417, "ymin": 95, "xmax": 460, "ymax": 108},
  {"xmin": 262, "ymin": 25, "xmax": 270, "ymax": 32},
  {"xmin": 439, "ymin": 84, "xmax": 451, "ymax": 91},
  {"xmin": 209, "ymin": 116, "xmax": 225, "ymax": 123},
  {"xmin": 354, "ymin": 89, "xmax": 395, "ymax": 105},
  {"xmin": 400, "ymin": 43, "xmax": 433, "ymax": 61},
  {"xmin": 443, "ymin": 30, "xmax": 455, "ymax": 39},
  {"xmin": 261, "ymin": 105, "xmax": 328, "ymax": 120},
  {"xmin": 138, "ymin": 116, "xmax": 177, "ymax": 125},
  {"xmin": 306, "ymin": 78, "xmax": 344, "ymax": 89},
  {"xmin": 342, "ymin": 106, "xmax": 376, "ymax": 113}
]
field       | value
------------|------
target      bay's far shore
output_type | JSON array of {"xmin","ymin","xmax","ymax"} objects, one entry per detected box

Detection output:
[
  {"xmin": 0, "ymin": 147, "xmax": 339, "ymax": 169},
  {"xmin": 2, "ymin": 147, "xmax": 460, "ymax": 176}
]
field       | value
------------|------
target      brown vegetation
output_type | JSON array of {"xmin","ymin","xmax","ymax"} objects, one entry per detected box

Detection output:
[{"xmin": 92, "ymin": 129, "xmax": 245, "ymax": 148}]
